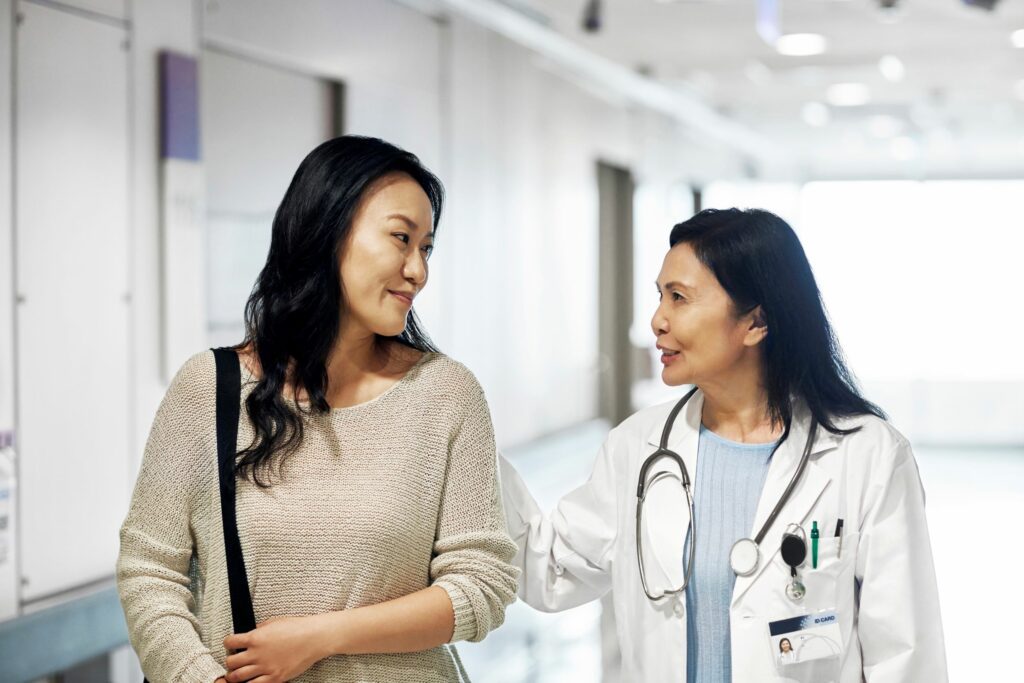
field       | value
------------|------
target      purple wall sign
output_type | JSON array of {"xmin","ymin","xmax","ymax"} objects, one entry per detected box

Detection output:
[{"xmin": 159, "ymin": 51, "xmax": 200, "ymax": 162}]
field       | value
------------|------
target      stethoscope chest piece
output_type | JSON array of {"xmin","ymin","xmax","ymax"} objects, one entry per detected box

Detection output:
[{"xmin": 729, "ymin": 537, "xmax": 760, "ymax": 577}]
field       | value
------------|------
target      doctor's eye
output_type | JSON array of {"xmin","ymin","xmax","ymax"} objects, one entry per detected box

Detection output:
[{"xmin": 671, "ymin": 292, "xmax": 685, "ymax": 302}]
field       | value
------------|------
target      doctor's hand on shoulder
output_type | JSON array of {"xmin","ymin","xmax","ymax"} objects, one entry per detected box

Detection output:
[{"xmin": 501, "ymin": 208, "xmax": 948, "ymax": 683}]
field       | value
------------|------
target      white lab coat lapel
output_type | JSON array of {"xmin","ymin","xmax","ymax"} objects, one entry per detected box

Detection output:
[
  {"xmin": 640, "ymin": 390, "xmax": 703, "ymax": 595},
  {"xmin": 731, "ymin": 403, "xmax": 839, "ymax": 607}
]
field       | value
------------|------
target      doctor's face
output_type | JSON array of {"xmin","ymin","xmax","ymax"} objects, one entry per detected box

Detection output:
[{"xmin": 651, "ymin": 242, "xmax": 765, "ymax": 387}]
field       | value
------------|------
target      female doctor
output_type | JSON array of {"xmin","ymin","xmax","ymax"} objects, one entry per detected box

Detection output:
[{"xmin": 500, "ymin": 208, "xmax": 948, "ymax": 682}]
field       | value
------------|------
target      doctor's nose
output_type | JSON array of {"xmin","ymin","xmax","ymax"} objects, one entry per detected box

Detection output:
[{"xmin": 651, "ymin": 308, "xmax": 669, "ymax": 337}]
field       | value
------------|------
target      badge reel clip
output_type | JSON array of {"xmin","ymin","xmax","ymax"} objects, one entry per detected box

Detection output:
[{"xmin": 780, "ymin": 524, "xmax": 807, "ymax": 602}]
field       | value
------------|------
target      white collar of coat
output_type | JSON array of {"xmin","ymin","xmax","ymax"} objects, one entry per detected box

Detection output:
[
  {"xmin": 643, "ymin": 388, "xmax": 841, "ymax": 456},
  {"xmin": 641, "ymin": 388, "xmax": 842, "ymax": 607}
]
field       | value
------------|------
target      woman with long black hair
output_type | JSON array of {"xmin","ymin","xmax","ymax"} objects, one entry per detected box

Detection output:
[
  {"xmin": 502, "ymin": 208, "xmax": 947, "ymax": 682},
  {"xmin": 118, "ymin": 136, "xmax": 518, "ymax": 682}
]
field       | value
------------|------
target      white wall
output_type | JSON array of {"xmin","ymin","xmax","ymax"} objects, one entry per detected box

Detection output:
[
  {"xmin": 126, "ymin": 0, "xmax": 200, "ymax": 470},
  {"xmin": 442, "ymin": 17, "xmax": 634, "ymax": 440}
]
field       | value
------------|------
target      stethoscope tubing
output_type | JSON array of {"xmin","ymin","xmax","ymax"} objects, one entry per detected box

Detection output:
[{"xmin": 635, "ymin": 388, "xmax": 818, "ymax": 602}]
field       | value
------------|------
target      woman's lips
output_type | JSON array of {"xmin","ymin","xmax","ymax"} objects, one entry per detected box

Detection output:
[
  {"xmin": 389, "ymin": 290, "xmax": 414, "ymax": 306},
  {"xmin": 660, "ymin": 351, "xmax": 680, "ymax": 365}
]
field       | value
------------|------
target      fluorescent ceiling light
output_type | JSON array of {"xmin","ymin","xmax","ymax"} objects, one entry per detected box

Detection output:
[
  {"xmin": 826, "ymin": 82, "xmax": 870, "ymax": 107},
  {"xmin": 1012, "ymin": 29, "xmax": 1024, "ymax": 48},
  {"xmin": 776, "ymin": 33, "xmax": 828, "ymax": 56},
  {"xmin": 801, "ymin": 102, "xmax": 830, "ymax": 127},
  {"xmin": 878, "ymin": 55, "xmax": 905, "ymax": 82}
]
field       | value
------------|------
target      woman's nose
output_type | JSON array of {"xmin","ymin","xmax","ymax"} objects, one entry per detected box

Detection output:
[{"xmin": 403, "ymin": 251, "xmax": 427, "ymax": 286}]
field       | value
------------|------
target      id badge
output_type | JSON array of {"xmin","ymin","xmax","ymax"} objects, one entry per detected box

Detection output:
[{"xmin": 767, "ymin": 609, "xmax": 843, "ymax": 668}]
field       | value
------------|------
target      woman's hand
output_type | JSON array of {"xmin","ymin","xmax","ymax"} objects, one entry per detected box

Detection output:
[{"xmin": 223, "ymin": 614, "xmax": 332, "ymax": 683}]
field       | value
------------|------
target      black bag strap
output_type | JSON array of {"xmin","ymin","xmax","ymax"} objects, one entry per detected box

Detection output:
[
  {"xmin": 212, "ymin": 347, "xmax": 256, "ymax": 635},
  {"xmin": 143, "ymin": 349, "xmax": 253, "ymax": 682}
]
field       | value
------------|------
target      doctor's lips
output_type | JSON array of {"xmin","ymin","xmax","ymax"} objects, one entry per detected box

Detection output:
[
  {"xmin": 388, "ymin": 289, "xmax": 416, "ymax": 306},
  {"xmin": 657, "ymin": 344, "xmax": 681, "ymax": 365}
]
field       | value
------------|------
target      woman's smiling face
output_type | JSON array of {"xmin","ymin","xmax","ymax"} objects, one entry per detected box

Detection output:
[
  {"xmin": 651, "ymin": 242, "xmax": 765, "ymax": 387},
  {"xmin": 338, "ymin": 172, "xmax": 435, "ymax": 338}
]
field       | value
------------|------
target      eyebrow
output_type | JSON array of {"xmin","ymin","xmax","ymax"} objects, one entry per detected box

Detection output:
[
  {"xmin": 386, "ymin": 213, "xmax": 419, "ymax": 230},
  {"xmin": 656, "ymin": 280, "xmax": 694, "ymax": 291}
]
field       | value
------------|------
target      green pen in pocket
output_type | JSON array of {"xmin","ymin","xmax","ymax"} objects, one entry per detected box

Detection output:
[{"xmin": 811, "ymin": 520, "xmax": 819, "ymax": 569}]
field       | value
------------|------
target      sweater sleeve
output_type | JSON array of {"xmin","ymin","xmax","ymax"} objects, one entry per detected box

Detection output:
[
  {"xmin": 429, "ymin": 377, "xmax": 520, "ymax": 643},
  {"xmin": 116, "ymin": 353, "xmax": 227, "ymax": 683}
]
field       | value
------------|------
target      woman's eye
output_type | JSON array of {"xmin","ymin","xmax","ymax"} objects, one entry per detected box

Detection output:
[
  {"xmin": 422, "ymin": 245, "xmax": 434, "ymax": 258},
  {"xmin": 393, "ymin": 233, "xmax": 410, "ymax": 244}
]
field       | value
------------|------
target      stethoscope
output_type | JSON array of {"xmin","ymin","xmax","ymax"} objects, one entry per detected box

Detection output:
[{"xmin": 635, "ymin": 387, "xmax": 819, "ymax": 602}]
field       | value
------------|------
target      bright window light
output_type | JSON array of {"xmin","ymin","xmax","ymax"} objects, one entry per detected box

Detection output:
[
  {"xmin": 800, "ymin": 180, "xmax": 1024, "ymax": 382},
  {"xmin": 1012, "ymin": 29, "xmax": 1024, "ymax": 48}
]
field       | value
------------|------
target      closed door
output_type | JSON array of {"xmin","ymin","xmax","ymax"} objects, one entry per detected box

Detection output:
[{"xmin": 14, "ymin": 1, "xmax": 131, "ymax": 601}]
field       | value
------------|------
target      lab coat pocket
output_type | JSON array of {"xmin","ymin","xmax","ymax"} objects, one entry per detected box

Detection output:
[{"xmin": 803, "ymin": 534, "xmax": 857, "ymax": 612}]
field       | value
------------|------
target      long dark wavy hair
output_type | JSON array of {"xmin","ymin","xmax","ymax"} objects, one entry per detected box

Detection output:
[
  {"xmin": 669, "ymin": 208, "xmax": 884, "ymax": 442},
  {"xmin": 234, "ymin": 136, "xmax": 443, "ymax": 486}
]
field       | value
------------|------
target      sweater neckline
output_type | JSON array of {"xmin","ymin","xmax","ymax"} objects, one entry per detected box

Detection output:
[
  {"xmin": 239, "ymin": 351, "xmax": 434, "ymax": 415},
  {"xmin": 699, "ymin": 423, "xmax": 778, "ymax": 450}
]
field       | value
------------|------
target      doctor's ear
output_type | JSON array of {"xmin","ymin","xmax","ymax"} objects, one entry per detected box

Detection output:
[{"xmin": 743, "ymin": 306, "xmax": 768, "ymax": 347}]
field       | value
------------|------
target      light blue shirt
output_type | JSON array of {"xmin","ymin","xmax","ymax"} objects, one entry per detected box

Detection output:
[{"xmin": 685, "ymin": 425, "xmax": 776, "ymax": 683}]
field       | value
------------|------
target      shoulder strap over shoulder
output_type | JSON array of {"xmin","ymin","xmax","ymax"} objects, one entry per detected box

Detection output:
[{"xmin": 212, "ymin": 347, "xmax": 256, "ymax": 635}]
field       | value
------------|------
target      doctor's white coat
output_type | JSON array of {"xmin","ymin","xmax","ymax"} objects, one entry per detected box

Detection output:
[{"xmin": 500, "ymin": 390, "xmax": 948, "ymax": 682}]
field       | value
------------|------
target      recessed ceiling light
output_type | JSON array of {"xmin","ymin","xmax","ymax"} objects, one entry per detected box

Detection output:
[
  {"xmin": 890, "ymin": 136, "xmax": 919, "ymax": 161},
  {"xmin": 878, "ymin": 55, "xmax": 905, "ymax": 82},
  {"xmin": 776, "ymin": 33, "xmax": 828, "ymax": 57},
  {"xmin": 826, "ymin": 83, "xmax": 871, "ymax": 107},
  {"xmin": 801, "ymin": 102, "xmax": 830, "ymax": 127},
  {"xmin": 1012, "ymin": 29, "xmax": 1024, "ymax": 48}
]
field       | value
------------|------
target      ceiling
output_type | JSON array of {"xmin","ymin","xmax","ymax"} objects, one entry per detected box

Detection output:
[{"xmin": 509, "ymin": 0, "xmax": 1024, "ymax": 177}]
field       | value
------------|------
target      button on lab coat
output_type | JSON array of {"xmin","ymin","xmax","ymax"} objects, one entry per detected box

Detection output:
[{"xmin": 500, "ymin": 390, "xmax": 948, "ymax": 682}]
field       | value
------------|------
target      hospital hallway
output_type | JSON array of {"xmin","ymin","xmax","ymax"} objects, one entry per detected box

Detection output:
[
  {"xmin": 459, "ymin": 424, "xmax": 1024, "ymax": 682},
  {"xmin": 3, "ymin": 0, "xmax": 1023, "ymax": 680}
]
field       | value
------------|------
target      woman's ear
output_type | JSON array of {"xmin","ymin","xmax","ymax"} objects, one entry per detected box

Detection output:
[{"xmin": 743, "ymin": 306, "xmax": 768, "ymax": 347}]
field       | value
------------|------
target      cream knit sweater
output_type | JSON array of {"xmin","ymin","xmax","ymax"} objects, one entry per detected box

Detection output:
[{"xmin": 117, "ymin": 350, "xmax": 519, "ymax": 682}]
